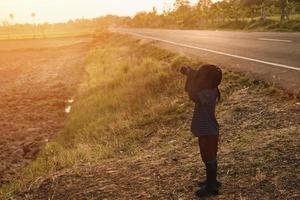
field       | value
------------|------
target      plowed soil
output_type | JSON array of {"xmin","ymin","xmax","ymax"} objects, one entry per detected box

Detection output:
[{"xmin": 0, "ymin": 38, "xmax": 91, "ymax": 184}]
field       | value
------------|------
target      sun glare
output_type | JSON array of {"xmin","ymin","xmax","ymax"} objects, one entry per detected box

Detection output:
[{"xmin": 0, "ymin": 0, "xmax": 213, "ymax": 24}]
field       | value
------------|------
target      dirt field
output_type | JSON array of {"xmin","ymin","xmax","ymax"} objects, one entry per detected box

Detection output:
[
  {"xmin": 0, "ymin": 37, "xmax": 91, "ymax": 184},
  {"xmin": 0, "ymin": 37, "xmax": 91, "ymax": 51}
]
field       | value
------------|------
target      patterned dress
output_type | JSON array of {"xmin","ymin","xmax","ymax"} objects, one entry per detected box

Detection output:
[{"xmin": 185, "ymin": 68, "xmax": 219, "ymax": 136}]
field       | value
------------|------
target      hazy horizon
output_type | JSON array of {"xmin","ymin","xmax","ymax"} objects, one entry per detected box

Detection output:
[{"xmin": 0, "ymin": 0, "xmax": 220, "ymax": 24}]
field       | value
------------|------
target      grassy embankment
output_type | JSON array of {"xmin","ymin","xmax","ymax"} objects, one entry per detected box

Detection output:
[
  {"xmin": 1, "ymin": 33, "xmax": 299, "ymax": 199},
  {"xmin": 162, "ymin": 14, "xmax": 300, "ymax": 32},
  {"xmin": 217, "ymin": 14, "xmax": 300, "ymax": 31},
  {"xmin": 0, "ymin": 32, "xmax": 190, "ymax": 198}
]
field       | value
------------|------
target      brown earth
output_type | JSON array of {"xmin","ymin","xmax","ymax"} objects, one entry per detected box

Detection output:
[
  {"xmin": 0, "ymin": 37, "xmax": 91, "ymax": 51},
  {"xmin": 13, "ymin": 76, "xmax": 300, "ymax": 199},
  {"xmin": 0, "ymin": 38, "xmax": 91, "ymax": 184}
]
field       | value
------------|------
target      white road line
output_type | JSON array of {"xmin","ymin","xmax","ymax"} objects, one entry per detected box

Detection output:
[
  {"xmin": 259, "ymin": 38, "xmax": 292, "ymax": 43},
  {"xmin": 122, "ymin": 31, "xmax": 300, "ymax": 71}
]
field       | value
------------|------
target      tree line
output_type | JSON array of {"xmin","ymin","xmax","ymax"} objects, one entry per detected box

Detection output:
[
  {"xmin": 128, "ymin": 0, "xmax": 300, "ymax": 28},
  {"xmin": 1, "ymin": 0, "xmax": 299, "ymax": 34}
]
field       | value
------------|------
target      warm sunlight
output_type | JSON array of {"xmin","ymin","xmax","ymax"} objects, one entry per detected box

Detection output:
[
  {"xmin": 0, "ymin": 0, "xmax": 211, "ymax": 23},
  {"xmin": 0, "ymin": 0, "xmax": 299, "ymax": 199}
]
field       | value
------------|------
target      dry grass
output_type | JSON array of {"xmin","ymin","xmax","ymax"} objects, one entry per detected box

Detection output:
[
  {"xmin": 1, "ymin": 32, "xmax": 299, "ymax": 200},
  {"xmin": 0, "ymin": 30, "xmax": 94, "ymax": 41}
]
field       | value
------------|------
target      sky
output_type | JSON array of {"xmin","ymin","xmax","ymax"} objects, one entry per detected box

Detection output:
[{"xmin": 0, "ymin": 0, "xmax": 219, "ymax": 24}]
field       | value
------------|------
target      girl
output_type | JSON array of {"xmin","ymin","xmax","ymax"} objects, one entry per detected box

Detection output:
[{"xmin": 180, "ymin": 64, "xmax": 222, "ymax": 197}]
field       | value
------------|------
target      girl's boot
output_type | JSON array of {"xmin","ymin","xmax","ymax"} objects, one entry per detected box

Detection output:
[{"xmin": 195, "ymin": 160, "xmax": 219, "ymax": 197}]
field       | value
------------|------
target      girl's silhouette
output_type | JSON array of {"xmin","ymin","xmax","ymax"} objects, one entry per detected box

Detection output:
[{"xmin": 181, "ymin": 64, "xmax": 222, "ymax": 197}]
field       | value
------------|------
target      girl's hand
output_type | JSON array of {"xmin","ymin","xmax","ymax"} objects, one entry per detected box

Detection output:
[{"xmin": 180, "ymin": 65, "xmax": 190, "ymax": 75}]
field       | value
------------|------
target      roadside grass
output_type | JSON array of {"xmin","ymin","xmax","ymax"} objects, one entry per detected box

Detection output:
[
  {"xmin": 0, "ymin": 32, "xmax": 190, "ymax": 198},
  {"xmin": 267, "ymin": 14, "xmax": 300, "ymax": 21},
  {"xmin": 218, "ymin": 17, "xmax": 300, "ymax": 32},
  {"xmin": 1, "ymin": 32, "xmax": 299, "ymax": 199},
  {"xmin": 180, "ymin": 14, "xmax": 300, "ymax": 31}
]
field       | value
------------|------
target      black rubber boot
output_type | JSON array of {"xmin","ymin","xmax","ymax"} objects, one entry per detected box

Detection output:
[
  {"xmin": 199, "ymin": 159, "xmax": 221, "ymax": 187},
  {"xmin": 195, "ymin": 160, "xmax": 219, "ymax": 197},
  {"xmin": 195, "ymin": 185, "xmax": 219, "ymax": 197},
  {"xmin": 198, "ymin": 180, "xmax": 222, "ymax": 188}
]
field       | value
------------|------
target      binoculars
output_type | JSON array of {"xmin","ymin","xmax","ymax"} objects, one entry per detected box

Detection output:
[{"xmin": 180, "ymin": 65, "xmax": 191, "ymax": 75}]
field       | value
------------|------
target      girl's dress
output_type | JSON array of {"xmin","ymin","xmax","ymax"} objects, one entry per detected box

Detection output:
[{"xmin": 185, "ymin": 69, "xmax": 219, "ymax": 137}]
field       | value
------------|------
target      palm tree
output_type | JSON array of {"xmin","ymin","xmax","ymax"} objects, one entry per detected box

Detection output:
[
  {"xmin": 31, "ymin": 12, "xmax": 36, "ymax": 25},
  {"xmin": 8, "ymin": 14, "xmax": 15, "ymax": 39},
  {"xmin": 9, "ymin": 13, "xmax": 14, "ymax": 24},
  {"xmin": 31, "ymin": 12, "xmax": 37, "ymax": 38},
  {"xmin": 279, "ymin": 0, "xmax": 289, "ymax": 23}
]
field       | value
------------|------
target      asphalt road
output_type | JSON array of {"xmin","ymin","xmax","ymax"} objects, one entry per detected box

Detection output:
[{"xmin": 116, "ymin": 28, "xmax": 300, "ymax": 96}]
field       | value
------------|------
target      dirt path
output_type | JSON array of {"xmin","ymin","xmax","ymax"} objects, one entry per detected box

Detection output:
[{"xmin": 0, "ymin": 39, "xmax": 91, "ymax": 184}]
